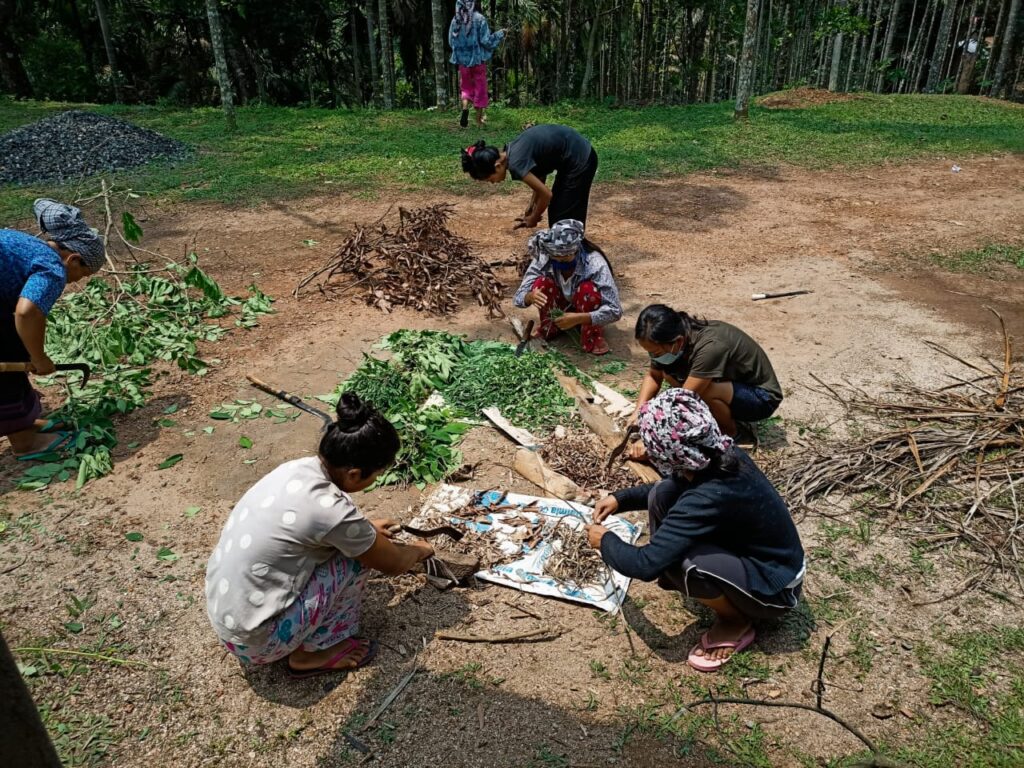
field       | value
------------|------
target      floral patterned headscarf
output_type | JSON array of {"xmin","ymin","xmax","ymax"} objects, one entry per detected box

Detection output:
[
  {"xmin": 453, "ymin": 0, "xmax": 475, "ymax": 37},
  {"xmin": 637, "ymin": 388, "xmax": 734, "ymax": 475}
]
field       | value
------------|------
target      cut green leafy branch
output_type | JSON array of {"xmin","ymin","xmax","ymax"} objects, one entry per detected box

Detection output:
[{"xmin": 16, "ymin": 258, "xmax": 274, "ymax": 491}]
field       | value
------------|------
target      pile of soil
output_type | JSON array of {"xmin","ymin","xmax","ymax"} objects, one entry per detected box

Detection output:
[
  {"xmin": 758, "ymin": 87, "xmax": 864, "ymax": 109},
  {"xmin": 0, "ymin": 110, "xmax": 189, "ymax": 185}
]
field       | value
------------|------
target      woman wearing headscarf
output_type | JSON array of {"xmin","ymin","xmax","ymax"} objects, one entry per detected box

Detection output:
[
  {"xmin": 448, "ymin": 0, "xmax": 505, "ymax": 129},
  {"xmin": 1, "ymin": 199, "xmax": 105, "ymax": 460},
  {"xmin": 585, "ymin": 388, "xmax": 804, "ymax": 672},
  {"xmin": 512, "ymin": 219, "xmax": 621, "ymax": 356}
]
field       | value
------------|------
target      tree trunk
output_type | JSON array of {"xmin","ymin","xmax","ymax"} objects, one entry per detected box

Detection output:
[
  {"xmin": 430, "ymin": 0, "xmax": 448, "ymax": 106},
  {"xmin": 983, "ymin": 0, "xmax": 1007, "ymax": 85},
  {"xmin": 580, "ymin": 3, "xmax": 602, "ymax": 99},
  {"xmin": 365, "ymin": 2, "xmax": 380, "ymax": 105},
  {"xmin": 876, "ymin": 0, "xmax": 902, "ymax": 89},
  {"xmin": 927, "ymin": 0, "xmax": 958, "ymax": 90},
  {"xmin": 94, "ymin": 0, "xmax": 123, "ymax": 101},
  {"xmin": 990, "ymin": 0, "xmax": 1021, "ymax": 94},
  {"xmin": 377, "ymin": 0, "xmax": 395, "ymax": 108},
  {"xmin": 0, "ymin": 632, "xmax": 62, "ymax": 768},
  {"xmin": 829, "ymin": 30, "xmax": 845, "ymax": 90},
  {"xmin": 204, "ymin": 0, "xmax": 236, "ymax": 128},
  {"xmin": 351, "ymin": 7, "xmax": 364, "ymax": 104},
  {"xmin": 735, "ymin": 0, "xmax": 761, "ymax": 119},
  {"xmin": 861, "ymin": 0, "xmax": 882, "ymax": 88}
]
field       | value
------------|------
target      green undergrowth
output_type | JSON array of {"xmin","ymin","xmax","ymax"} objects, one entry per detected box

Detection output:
[
  {"xmin": 16, "ymin": 260, "xmax": 273, "ymax": 491},
  {"xmin": 323, "ymin": 329, "xmax": 580, "ymax": 487},
  {"xmin": 2, "ymin": 95, "xmax": 1023, "ymax": 221},
  {"xmin": 898, "ymin": 627, "xmax": 1024, "ymax": 767},
  {"xmin": 929, "ymin": 243, "xmax": 1024, "ymax": 274}
]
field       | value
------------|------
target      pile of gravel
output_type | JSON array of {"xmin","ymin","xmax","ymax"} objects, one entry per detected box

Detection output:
[{"xmin": 0, "ymin": 110, "xmax": 189, "ymax": 185}]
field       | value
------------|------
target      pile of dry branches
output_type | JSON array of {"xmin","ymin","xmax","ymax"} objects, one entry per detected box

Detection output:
[
  {"xmin": 541, "ymin": 429, "xmax": 636, "ymax": 492},
  {"xmin": 780, "ymin": 314, "xmax": 1023, "ymax": 589},
  {"xmin": 542, "ymin": 518, "xmax": 610, "ymax": 588},
  {"xmin": 294, "ymin": 203, "xmax": 503, "ymax": 315}
]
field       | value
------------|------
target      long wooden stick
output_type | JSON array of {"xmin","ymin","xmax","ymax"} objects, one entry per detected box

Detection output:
[{"xmin": 434, "ymin": 629, "xmax": 558, "ymax": 644}]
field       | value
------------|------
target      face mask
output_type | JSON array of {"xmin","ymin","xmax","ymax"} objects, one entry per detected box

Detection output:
[
  {"xmin": 649, "ymin": 341, "xmax": 683, "ymax": 365},
  {"xmin": 550, "ymin": 256, "xmax": 577, "ymax": 272}
]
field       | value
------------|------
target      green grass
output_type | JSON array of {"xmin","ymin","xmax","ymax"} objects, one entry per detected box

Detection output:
[
  {"xmin": 930, "ymin": 243, "xmax": 1024, "ymax": 273},
  {"xmin": 2, "ymin": 94, "xmax": 1023, "ymax": 221},
  {"xmin": 899, "ymin": 627, "xmax": 1024, "ymax": 767}
]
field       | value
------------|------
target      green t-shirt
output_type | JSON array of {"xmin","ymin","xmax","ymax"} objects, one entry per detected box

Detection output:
[{"xmin": 654, "ymin": 320, "xmax": 782, "ymax": 400}]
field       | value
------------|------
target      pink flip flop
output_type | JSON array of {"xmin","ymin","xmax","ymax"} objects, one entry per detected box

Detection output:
[
  {"xmin": 687, "ymin": 626, "xmax": 756, "ymax": 672},
  {"xmin": 287, "ymin": 637, "xmax": 378, "ymax": 679}
]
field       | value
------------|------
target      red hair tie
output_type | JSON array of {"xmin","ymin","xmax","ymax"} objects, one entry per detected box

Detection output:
[{"xmin": 465, "ymin": 145, "xmax": 477, "ymax": 156}]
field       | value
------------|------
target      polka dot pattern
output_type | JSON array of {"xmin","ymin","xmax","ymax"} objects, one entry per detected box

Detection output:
[
  {"xmin": 318, "ymin": 494, "xmax": 335, "ymax": 509},
  {"xmin": 218, "ymin": 578, "xmax": 230, "ymax": 595},
  {"xmin": 223, "ymin": 613, "xmax": 235, "ymax": 630},
  {"xmin": 260, "ymin": 495, "xmax": 275, "ymax": 509},
  {"xmin": 286, "ymin": 479, "xmax": 303, "ymax": 494},
  {"xmin": 251, "ymin": 562, "xmax": 270, "ymax": 578},
  {"xmin": 248, "ymin": 591, "xmax": 265, "ymax": 607},
  {"xmin": 239, "ymin": 507, "xmax": 250, "ymax": 522},
  {"xmin": 224, "ymin": 539, "xmax": 233, "ymax": 554},
  {"xmin": 239, "ymin": 534, "xmax": 252, "ymax": 550},
  {"xmin": 346, "ymin": 522, "xmax": 366, "ymax": 538},
  {"xmin": 281, "ymin": 511, "xmax": 297, "ymax": 526}
]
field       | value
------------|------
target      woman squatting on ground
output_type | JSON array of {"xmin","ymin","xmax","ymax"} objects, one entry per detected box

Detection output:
[
  {"xmin": 513, "ymin": 219, "xmax": 621, "ymax": 356},
  {"xmin": 585, "ymin": 388, "xmax": 805, "ymax": 672},
  {"xmin": 448, "ymin": 0, "xmax": 504, "ymax": 128},
  {"xmin": 0, "ymin": 199, "xmax": 105, "ymax": 461},
  {"xmin": 205, "ymin": 393, "xmax": 434, "ymax": 678},
  {"xmin": 629, "ymin": 304, "xmax": 783, "ymax": 441}
]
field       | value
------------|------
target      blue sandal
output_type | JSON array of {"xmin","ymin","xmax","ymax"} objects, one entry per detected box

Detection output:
[{"xmin": 16, "ymin": 431, "xmax": 77, "ymax": 462}]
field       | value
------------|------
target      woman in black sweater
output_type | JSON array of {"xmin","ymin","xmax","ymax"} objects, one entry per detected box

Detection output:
[{"xmin": 585, "ymin": 388, "xmax": 804, "ymax": 672}]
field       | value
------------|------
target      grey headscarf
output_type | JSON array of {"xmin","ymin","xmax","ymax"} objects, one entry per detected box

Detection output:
[
  {"xmin": 528, "ymin": 218, "xmax": 584, "ymax": 259},
  {"xmin": 452, "ymin": 0, "xmax": 474, "ymax": 37},
  {"xmin": 33, "ymin": 198, "xmax": 105, "ymax": 271}
]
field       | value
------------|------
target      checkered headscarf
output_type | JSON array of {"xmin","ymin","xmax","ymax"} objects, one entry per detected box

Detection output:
[
  {"xmin": 638, "ymin": 388, "xmax": 734, "ymax": 475},
  {"xmin": 33, "ymin": 198, "xmax": 105, "ymax": 271},
  {"xmin": 529, "ymin": 219, "xmax": 584, "ymax": 258}
]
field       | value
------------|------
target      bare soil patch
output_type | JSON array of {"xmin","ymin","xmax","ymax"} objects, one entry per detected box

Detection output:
[
  {"xmin": 757, "ymin": 87, "xmax": 865, "ymax": 109},
  {"xmin": 2, "ymin": 153, "xmax": 1024, "ymax": 768}
]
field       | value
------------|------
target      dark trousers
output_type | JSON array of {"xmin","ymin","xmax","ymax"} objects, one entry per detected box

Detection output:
[
  {"xmin": 547, "ymin": 148, "xmax": 599, "ymax": 226},
  {"xmin": 0, "ymin": 309, "xmax": 40, "ymax": 436},
  {"xmin": 647, "ymin": 479, "xmax": 800, "ymax": 620}
]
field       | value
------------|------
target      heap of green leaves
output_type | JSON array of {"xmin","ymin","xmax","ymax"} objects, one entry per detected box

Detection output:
[
  {"xmin": 18, "ymin": 258, "xmax": 274, "ymax": 491},
  {"xmin": 324, "ymin": 329, "xmax": 578, "ymax": 487}
]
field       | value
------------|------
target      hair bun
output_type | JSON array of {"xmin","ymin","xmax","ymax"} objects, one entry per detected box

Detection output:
[{"xmin": 335, "ymin": 392, "xmax": 370, "ymax": 432}]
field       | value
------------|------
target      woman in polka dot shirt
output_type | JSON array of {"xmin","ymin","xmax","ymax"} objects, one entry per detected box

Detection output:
[{"xmin": 205, "ymin": 393, "xmax": 434, "ymax": 678}]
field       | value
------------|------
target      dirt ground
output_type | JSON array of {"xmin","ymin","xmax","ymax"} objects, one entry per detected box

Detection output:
[{"xmin": 2, "ymin": 152, "xmax": 1023, "ymax": 768}]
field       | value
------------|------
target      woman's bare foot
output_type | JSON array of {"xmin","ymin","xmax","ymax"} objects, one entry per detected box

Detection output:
[
  {"xmin": 690, "ymin": 619, "xmax": 753, "ymax": 664},
  {"xmin": 288, "ymin": 637, "xmax": 375, "ymax": 672},
  {"xmin": 9, "ymin": 428, "xmax": 63, "ymax": 457}
]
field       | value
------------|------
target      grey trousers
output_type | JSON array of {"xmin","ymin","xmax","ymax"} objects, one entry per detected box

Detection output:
[{"xmin": 647, "ymin": 478, "xmax": 800, "ymax": 620}]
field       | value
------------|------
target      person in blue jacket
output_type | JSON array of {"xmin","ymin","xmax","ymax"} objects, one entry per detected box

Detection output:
[
  {"xmin": 448, "ymin": 0, "xmax": 505, "ymax": 129},
  {"xmin": 585, "ymin": 388, "xmax": 805, "ymax": 672},
  {"xmin": 1, "ymin": 199, "xmax": 105, "ymax": 461}
]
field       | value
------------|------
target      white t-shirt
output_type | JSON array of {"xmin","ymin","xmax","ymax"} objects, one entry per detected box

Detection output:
[{"xmin": 205, "ymin": 457, "xmax": 377, "ymax": 645}]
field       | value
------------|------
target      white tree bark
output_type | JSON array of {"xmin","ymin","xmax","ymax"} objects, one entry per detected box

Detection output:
[
  {"xmin": 430, "ymin": 0, "xmax": 448, "ymax": 107},
  {"xmin": 204, "ymin": 0, "xmax": 236, "ymax": 129},
  {"xmin": 734, "ymin": 0, "xmax": 761, "ymax": 119}
]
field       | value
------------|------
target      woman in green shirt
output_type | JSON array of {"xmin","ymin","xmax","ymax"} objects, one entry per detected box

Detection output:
[{"xmin": 627, "ymin": 304, "xmax": 782, "ymax": 446}]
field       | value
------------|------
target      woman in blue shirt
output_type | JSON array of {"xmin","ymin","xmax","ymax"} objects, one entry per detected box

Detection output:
[
  {"xmin": 448, "ymin": 0, "xmax": 504, "ymax": 129},
  {"xmin": 1, "ymin": 199, "xmax": 104, "ymax": 460}
]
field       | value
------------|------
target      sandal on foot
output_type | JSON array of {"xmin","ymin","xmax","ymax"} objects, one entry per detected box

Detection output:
[
  {"xmin": 15, "ymin": 430, "xmax": 77, "ymax": 462},
  {"xmin": 38, "ymin": 417, "xmax": 68, "ymax": 433},
  {"xmin": 287, "ymin": 637, "xmax": 378, "ymax": 680},
  {"xmin": 687, "ymin": 626, "xmax": 755, "ymax": 672}
]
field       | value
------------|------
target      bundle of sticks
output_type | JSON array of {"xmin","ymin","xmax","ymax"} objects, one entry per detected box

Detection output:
[
  {"xmin": 780, "ymin": 314, "xmax": 1023, "ymax": 587},
  {"xmin": 294, "ymin": 203, "xmax": 503, "ymax": 316},
  {"xmin": 540, "ymin": 429, "xmax": 636, "ymax": 492},
  {"xmin": 541, "ymin": 518, "xmax": 610, "ymax": 588}
]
